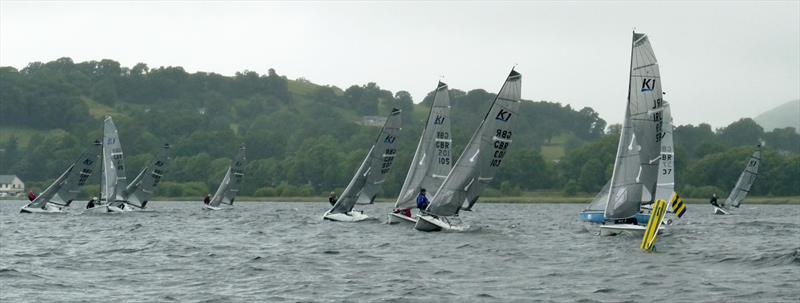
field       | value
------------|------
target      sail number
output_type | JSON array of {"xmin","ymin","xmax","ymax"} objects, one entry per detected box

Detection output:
[
  {"xmin": 653, "ymin": 98, "xmax": 665, "ymax": 143},
  {"xmin": 491, "ymin": 129, "xmax": 512, "ymax": 167},
  {"xmin": 436, "ymin": 131, "xmax": 451, "ymax": 166},
  {"xmin": 381, "ymin": 148, "xmax": 396, "ymax": 174}
]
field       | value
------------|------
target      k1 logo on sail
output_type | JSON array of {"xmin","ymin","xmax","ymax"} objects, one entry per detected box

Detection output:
[
  {"xmin": 641, "ymin": 79, "xmax": 656, "ymax": 92},
  {"xmin": 495, "ymin": 109, "xmax": 511, "ymax": 122}
]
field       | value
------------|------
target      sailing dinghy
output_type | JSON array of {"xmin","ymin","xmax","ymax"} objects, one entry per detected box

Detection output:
[
  {"xmin": 204, "ymin": 144, "xmax": 246, "ymax": 211},
  {"xmin": 323, "ymin": 108, "xmax": 402, "ymax": 222},
  {"xmin": 86, "ymin": 116, "xmax": 170, "ymax": 213},
  {"xmin": 713, "ymin": 145, "xmax": 761, "ymax": 215},
  {"xmin": 388, "ymin": 82, "xmax": 452, "ymax": 224},
  {"xmin": 120, "ymin": 144, "xmax": 171, "ymax": 211},
  {"xmin": 20, "ymin": 141, "xmax": 101, "ymax": 213},
  {"xmin": 596, "ymin": 32, "xmax": 683, "ymax": 238},
  {"xmin": 414, "ymin": 69, "xmax": 521, "ymax": 232}
]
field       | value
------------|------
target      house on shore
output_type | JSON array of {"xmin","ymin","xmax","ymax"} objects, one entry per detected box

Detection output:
[{"xmin": 0, "ymin": 175, "xmax": 25, "ymax": 197}]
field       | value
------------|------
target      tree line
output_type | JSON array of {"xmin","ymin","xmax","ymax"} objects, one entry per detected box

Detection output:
[{"xmin": 0, "ymin": 58, "xmax": 797, "ymax": 199}]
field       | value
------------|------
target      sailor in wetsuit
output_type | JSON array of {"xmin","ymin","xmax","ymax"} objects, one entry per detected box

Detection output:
[
  {"xmin": 709, "ymin": 193, "xmax": 720, "ymax": 208},
  {"xmin": 328, "ymin": 191, "xmax": 337, "ymax": 206},
  {"xmin": 86, "ymin": 197, "xmax": 97, "ymax": 209},
  {"xmin": 416, "ymin": 188, "xmax": 430, "ymax": 210}
]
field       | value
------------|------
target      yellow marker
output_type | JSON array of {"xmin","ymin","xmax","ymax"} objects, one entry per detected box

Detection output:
[{"xmin": 641, "ymin": 199, "xmax": 667, "ymax": 251}]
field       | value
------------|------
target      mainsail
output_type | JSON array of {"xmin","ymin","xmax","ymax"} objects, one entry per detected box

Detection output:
[
  {"xmin": 329, "ymin": 108, "xmax": 402, "ymax": 214},
  {"xmin": 210, "ymin": 144, "xmax": 246, "ymax": 207},
  {"xmin": 123, "ymin": 144, "xmax": 172, "ymax": 207},
  {"xmin": 628, "ymin": 31, "xmax": 663, "ymax": 205},
  {"xmin": 394, "ymin": 82, "xmax": 452, "ymax": 209},
  {"xmin": 25, "ymin": 142, "xmax": 100, "ymax": 209},
  {"xmin": 101, "ymin": 116, "xmax": 127, "ymax": 203},
  {"xmin": 604, "ymin": 32, "xmax": 664, "ymax": 220},
  {"xmin": 723, "ymin": 145, "xmax": 761, "ymax": 208},
  {"xmin": 426, "ymin": 69, "xmax": 521, "ymax": 217}
]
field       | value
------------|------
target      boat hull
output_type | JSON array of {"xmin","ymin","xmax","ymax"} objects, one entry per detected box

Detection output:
[
  {"xmin": 713, "ymin": 206, "xmax": 728, "ymax": 215},
  {"xmin": 19, "ymin": 204, "xmax": 63, "ymax": 214},
  {"xmin": 414, "ymin": 215, "xmax": 470, "ymax": 232},
  {"xmin": 322, "ymin": 210, "xmax": 370, "ymax": 222},
  {"xmin": 202, "ymin": 204, "xmax": 222, "ymax": 211},
  {"xmin": 599, "ymin": 224, "xmax": 647, "ymax": 236},
  {"xmin": 387, "ymin": 212, "xmax": 417, "ymax": 224},
  {"xmin": 579, "ymin": 211, "xmax": 651, "ymax": 225}
]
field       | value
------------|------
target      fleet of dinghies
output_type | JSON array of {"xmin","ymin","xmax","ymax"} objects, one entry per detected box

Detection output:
[
  {"xmin": 21, "ymin": 31, "xmax": 777, "ymax": 251},
  {"xmin": 415, "ymin": 69, "xmax": 521, "ymax": 232},
  {"xmin": 85, "ymin": 117, "xmax": 172, "ymax": 213}
]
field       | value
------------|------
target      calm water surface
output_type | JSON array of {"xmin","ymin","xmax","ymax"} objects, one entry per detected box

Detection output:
[{"xmin": 1, "ymin": 201, "xmax": 798, "ymax": 302}]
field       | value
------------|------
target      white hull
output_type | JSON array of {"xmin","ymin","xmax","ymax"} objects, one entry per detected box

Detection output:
[
  {"xmin": 713, "ymin": 206, "xmax": 729, "ymax": 215},
  {"xmin": 83, "ymin": 204, "xmax": 127, "ymax": 213},
  {"xmin": 414, "ymin": 215, "xmax": 470, "ymax": 232},
  {"xmin": 599, "ymin": 224, "xmax": 647, "ymax": 237},
  {"xmin": 203, "ymin": 204, "xmax": 223, "ymax": 211},
  {"xmin": 20, "ymin": 204, "xmax": 64, "ymax": 214},
  {"xmin": 387, "ymin": 212, "xmax": 417, "ymax": 224},
  {"xmin": 322, "ymin": 210, "xmax": 370, "ymax": 222}
]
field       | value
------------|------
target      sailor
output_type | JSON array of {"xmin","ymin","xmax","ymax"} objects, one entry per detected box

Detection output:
[
  {"xmin": 709, "ymin": 193, "xmax": 720, "ymax": 208},
  {"xmin": 203, "ymin": 194, "xmax": 211, "ymax": 205},
  {"xmin": 86, "ymin": 197, "xmax": 97, "ymax": 209},
  {"xmin": 416, "ymin": 188, "xmax": 430, "ymax": 210},
  {"xmin": 27, "ymin": 190, "xmax": 36, "ymax": 201},
  {"xmin": 328, "ymin": 191, "xmax": 337, "ymax": 206}
]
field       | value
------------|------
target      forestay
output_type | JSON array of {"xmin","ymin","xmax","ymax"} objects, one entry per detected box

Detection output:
[
  {"xmin": 329, "ymin": 108, "xmax": 402, "ymax": 214},
  {"xmin": 426, "ymin": 70, "xmax": 521, "ymax": 217},
  {"xmin": 210, "ymin": 144, "xmax": 246, "ymax": 207},
  {"xmin": 394, "ymin": 82, "xmax": 452, "ymax": 209},
  {"xmin": 101, "ymin": 116, "xmax": 127, "ymax": 204},
  {"xmin": 25, "ymin": 142, "xmax": 100, "ymax": 209},
  {"xmin": 723, "ymin": 146, "xmax": 761, "ymax": 208},
  {"xmin": 123, "ymin": 144, "xmax": 172, "ymax": 207}
]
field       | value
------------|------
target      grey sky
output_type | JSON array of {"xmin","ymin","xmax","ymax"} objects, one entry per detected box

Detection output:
[{"xmin": 2, "ymin": 1, "xmax": 798, "ymax": 129}]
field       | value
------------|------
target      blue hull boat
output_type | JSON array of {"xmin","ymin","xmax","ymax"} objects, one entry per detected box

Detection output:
[{"xmin": 579, "ymin": 210, "xmax": 651, "ymax": 225}]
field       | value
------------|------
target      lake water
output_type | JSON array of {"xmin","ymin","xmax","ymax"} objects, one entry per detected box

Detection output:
[{"xmin": 1, "ymin": 201, "xmax": 798, "ymax": 302}]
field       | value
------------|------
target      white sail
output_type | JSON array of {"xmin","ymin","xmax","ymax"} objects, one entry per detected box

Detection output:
[
  {"xmin": 123, "ymin": 144, "xmax": 171, "ymax": 207},
  {"xmin": 23, "ymin": 141, "xmax": 100, "ymax": 211},
  {"xmin": 101, "ymin": 116, "xmax": 127, "ymax": 204},
  {"xmin": 604, "ymin": 32, "xmax": 664, "ymax": 220},
  {"xmin": 210, "ymin": 144, "xmax": 246, "ymax": 207},
  {"xmin": 723, "ymin": 146, "xmax": 761, "ymax": 208},
  {"xmin": 425, "ymin": 69, "xmax": 521, "ymax": 217},
  {"xmin": 394, "ymin": 82, "xmax": 452, "ymax": 209},
  {"xmin": 328, "ymin": 108, "xmax": 402, "ymax": 215}
]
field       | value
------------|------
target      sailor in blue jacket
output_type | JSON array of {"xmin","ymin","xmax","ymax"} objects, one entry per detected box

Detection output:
[{"xmin": 416, "ymin": 188, "xmax": 430, "ymax": 210}]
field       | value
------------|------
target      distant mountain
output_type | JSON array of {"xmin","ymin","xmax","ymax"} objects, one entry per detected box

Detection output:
[{"xmin": 754, "ymin": 99, "xmax": 800, "ymax": 133}]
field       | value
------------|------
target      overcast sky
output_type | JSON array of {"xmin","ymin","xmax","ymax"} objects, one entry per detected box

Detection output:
[{"xmin": 2, "ymin": 1, "xmax": 798, "ymax": 128}]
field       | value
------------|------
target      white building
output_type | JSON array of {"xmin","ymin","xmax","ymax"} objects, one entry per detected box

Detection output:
[{"xmin": 0, "ymin": 175, "xmax": 25, "ymax": 197}]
